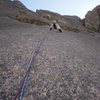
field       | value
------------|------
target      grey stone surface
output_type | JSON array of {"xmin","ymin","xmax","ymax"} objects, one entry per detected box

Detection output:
[
  {"xmin": 84, "ymin": 5, "xmax": 100, "ymax": 32},
  {"xmin": 0, "ymin": 20, "xmax": 100, "ymax": 100}
]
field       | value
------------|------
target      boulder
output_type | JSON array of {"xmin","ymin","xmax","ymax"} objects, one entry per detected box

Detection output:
[{"xmin": 84, "ymin": 5, "xmax": 100, "ymax": 32}]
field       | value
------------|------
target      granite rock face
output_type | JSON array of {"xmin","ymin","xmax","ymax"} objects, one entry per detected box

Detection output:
[
  {"xmin": 0, "ymin": 22, "xmax": 100, "ymax": 100},
  {"xmin": 36, "ymin": 10, "xmax": 86, "ymax": 32},
  {"xmin": 84, "ymin": 5, "xmax": 100, "ymax": 32},
  {"xmin": 0, "ymin": 0, "xmax": 100, "ymax": 32},
  {"xmin": 0, "ymin": 0, "xmax": 87, "ymax": 32},
  {"xmin": 0, "ymin": 0, "xmax": 49, "ymax": 25},
  {"xmin": 0, "ymin": 1, "xmax": 100, "ymax": 100}
]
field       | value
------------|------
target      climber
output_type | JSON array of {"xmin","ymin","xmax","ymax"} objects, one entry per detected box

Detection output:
[{"xmin": 49, "ymin": 20, "xmax": 62, "ymax": 32}]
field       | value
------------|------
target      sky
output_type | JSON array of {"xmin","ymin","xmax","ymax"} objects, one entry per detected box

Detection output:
[{"xmin": 20, "ymin": 0, "xmax": 100, "ymax": 19}]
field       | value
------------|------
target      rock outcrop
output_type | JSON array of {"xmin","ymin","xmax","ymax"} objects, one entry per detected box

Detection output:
[
  {"xmin": 36, "ymin": 10, "xmax": 86, "ymax": 32},
  {"xmin": 0, "ymin": 0, "xmax": 100, "ymax": 33},
  {"xmin": 0, "ymin": 0, "xmax": 87, "ymax": 32},
  {"xmin": 84, "ymin": 5, "xmax": 100, "ymax": 32},
  {"xmin": 0, "ymin": 0, "xmax": 49, "ymax": 25}
]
